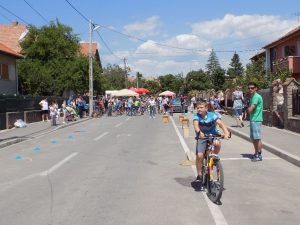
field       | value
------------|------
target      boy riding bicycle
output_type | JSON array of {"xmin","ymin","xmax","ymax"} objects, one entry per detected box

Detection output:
[{"xmin": 193, "ymin": 101, "xmax": 230, "ymax": 189}]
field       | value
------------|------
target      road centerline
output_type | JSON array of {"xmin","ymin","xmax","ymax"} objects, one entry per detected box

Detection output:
[
  {"xmin": 94, "ymin": 131, "xmax": 109, "ymax": 141},
  {"xmin": 115, "ymin": 122, "xmax": 123, "ymax": 127},
  {"xmin": 40, "ymin": 152, "xmax": 79, "ymax": 176}
]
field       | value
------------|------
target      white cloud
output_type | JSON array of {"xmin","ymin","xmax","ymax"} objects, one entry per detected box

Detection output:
[
  {"xmin": 135, "ymin": 34, "xmax": 210, "ymax": 57},
  {"xmin": 102, "ymin": 14, "xmax": 298, "ymax": 77},
  {"xmin": 123, "ymin": 16, "xmax": 161, "ymax": 38},
  {"xmin": 132, "ymin": 59, "xmax": 203, "ymax": 76},
  {"xmin": 191, "ymin": 14, "xmax": 297, "ymax": 43}
]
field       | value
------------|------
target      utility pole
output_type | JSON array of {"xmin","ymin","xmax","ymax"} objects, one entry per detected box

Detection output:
[
  {"xmin": 89, "ymin": 19, "xmax": 93, "ymax": 117},
  {"xmin": 123, "ymin": 57, "xmax": 128, "ymax": 88},
  {"xmin": 136, "ymin": 72, "xmax": 139, "ymax": 88},
  {"xmin": 296, "ymin": 12, "xmax": 300, "ymax": 24},
  {"xmin": 88, "ymin": 20, "xmax": 100, "ymax": 117}
]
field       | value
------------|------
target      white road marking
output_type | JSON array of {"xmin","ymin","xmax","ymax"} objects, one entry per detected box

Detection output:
[
  {"xmin": 170, "ymin": 117, "xmax": 229, "ymax": 225},
  {"xmin": 222, "ymin": 157, "xmax": 279, "ymax": 161},
  {"xmin": 126, "ymin": 117, "xmax": 130, "ymax": 121},
  {"xmin": 115, "ymin": 122, "xmax": 123, "ymax": 127},
  {"xmin": 94, "ymin": 132, "xmax": 109, "ymax": 141},
  {"xmin": 1, "ymin": 153, "xmax": 79, "ymax": 192},
  {"xmin": 40, "ymin": 152, "xmax": 78, "ymax": 176},
  {"xmin": 0, "ymin": 172, "xmax": 41, "ymax": 192}
]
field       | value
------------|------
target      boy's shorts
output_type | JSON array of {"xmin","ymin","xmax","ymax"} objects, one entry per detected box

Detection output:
[
  {"xmin": 196, "ymin": 138, "xmax": 221, "ymax": 154},
  {"xmin": 250, "ymin": 122, "xmax": 262, "ymax": 140}
]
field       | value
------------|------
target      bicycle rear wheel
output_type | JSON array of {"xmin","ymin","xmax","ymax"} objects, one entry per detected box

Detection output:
[{"xmin": 207, "ymin": 159, "xmax": 224, "ymax": 203}]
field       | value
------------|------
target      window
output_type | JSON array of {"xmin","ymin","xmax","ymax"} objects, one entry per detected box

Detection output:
[
  {"xmin": 0, "ymin": 64, "xmax": 9, "ymax": 80},
  {"xmin": 283, "ymin": 45, "xmax": 295, "ymax": 57}
]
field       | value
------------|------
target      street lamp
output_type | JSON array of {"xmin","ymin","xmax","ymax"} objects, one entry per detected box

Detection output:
[{"xmin": 89, "ymin": 19, "xmax": 100, "ymax": 117}]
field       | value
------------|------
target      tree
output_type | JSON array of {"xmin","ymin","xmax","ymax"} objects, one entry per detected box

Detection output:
[
  {"xmin": 158, "ymin": 74, "xmax": 184, "ymax": 94},
  {"xmin": 244, "ymin": 58, "xmax": 269, "ymax": 89},
  {"xmin": 102, "ymin": 64, "xmax": 126, "ymax": 90},
  {"xmin": 17, "ymin": 20, "xmax": 88, "ymax": 96},
  {"xmin": 144, "ymin": 80, "xmax": 160, "ymax": 94},
  {"xmin": 212, "ymin": 67, "xmax": 226, "ymax": 90},
  {"xmin": 206, "ymin": 49, "xmax": 221, "ymax": 78},
  {"xmin": 227, "ymin": 52, "xmax": 244, "ymax": 79},
  {"xmin": 185, "ymin": 69, "xmax": 212, "ymax": 93},
  {"xmin": 205, "ymin": 49, "xmax": 225, "ymax": 90}
]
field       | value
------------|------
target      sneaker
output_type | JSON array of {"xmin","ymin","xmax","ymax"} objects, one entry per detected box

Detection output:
[
  {"xmin": 194, "ymin": 176, "xmax": 204, "ymax": 191},
  {"xmin": 251, "ymin": 154, "xmax": 262, "ymax": 162},
  {"xmin": 195, "ymin": 175, "xmax": 202, "ymax": 181}
]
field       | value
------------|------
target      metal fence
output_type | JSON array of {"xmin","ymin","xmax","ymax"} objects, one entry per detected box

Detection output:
[
  {"xmin": 0, "ymin": 95, "xmax": 65, "ymax": 130},
  {"xmin": 292, "ymin": 89, "xmax": 300, "ymax": 116}
]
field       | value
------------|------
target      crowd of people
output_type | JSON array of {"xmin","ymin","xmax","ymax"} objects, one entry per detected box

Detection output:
[
  {"xmin": 95, "ymin": 95, "xmax": 176, "ymax": 118},
  {"xmin": 39, "ymin": 95, "xmax": 89, "ymax": 126}
]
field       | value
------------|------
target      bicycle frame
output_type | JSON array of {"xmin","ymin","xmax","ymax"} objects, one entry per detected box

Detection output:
[{"xmin": 202, "ymin": 135, "xmax": 224, "ymax": 204}]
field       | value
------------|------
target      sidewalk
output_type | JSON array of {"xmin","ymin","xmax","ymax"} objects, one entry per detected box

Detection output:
[
  {"xmin": 221, "ymin": 114, "xmax": 300, "ymax": 167},
  {"xmin": 0, "ymin": 118, "xmax": 90, "ymax": 149},
  {"xmin": 180, "ymin": 112, "xmax": 300, "ymax": 167}
]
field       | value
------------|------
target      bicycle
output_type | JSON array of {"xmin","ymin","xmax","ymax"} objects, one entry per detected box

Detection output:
[{"xmin": 201, "ymin": 133, "xmax": 231, "ymax": 204}]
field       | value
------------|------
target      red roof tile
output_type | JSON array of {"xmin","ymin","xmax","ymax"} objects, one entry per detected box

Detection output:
[
  {"xmin": 0, "ymin": 42, "xmax": 23, "ymax": 57},
  {"xmin": 80, "ymin": 42, "xmax": 98, "ymax": 56},
  {"xmin": 0, "ymin": 21, "xmax": 27, "ymax": 53}
]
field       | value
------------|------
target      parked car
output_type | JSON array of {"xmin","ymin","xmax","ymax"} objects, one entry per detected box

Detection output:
[{"xmin": 171, "ymin": 97, "xmax": 182, "ymax": 113}]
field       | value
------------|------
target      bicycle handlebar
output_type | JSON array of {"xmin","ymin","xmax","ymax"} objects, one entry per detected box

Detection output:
[{"xmin": 202, "ymin": 132, "xmax": 232, "ymax": 139}]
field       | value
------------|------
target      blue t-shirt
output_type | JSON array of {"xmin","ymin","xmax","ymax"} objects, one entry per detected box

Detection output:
[{"xmin": 193, "ymin": 112, "xmax": 219, "ymax": 135}]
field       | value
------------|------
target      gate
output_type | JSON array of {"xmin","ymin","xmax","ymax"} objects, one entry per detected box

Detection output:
[{"xmin": 292, "ymin": 89, "xmax": 300, "ymax": 116}]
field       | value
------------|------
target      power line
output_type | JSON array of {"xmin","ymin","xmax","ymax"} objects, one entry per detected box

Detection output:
[
  {"xmin": 23, "ymin": 0, "xmax": 49, "ymax": 24},
  {"xmin": 63, "ymin": 0, "xmax": 262, "ymax": 55},
  {"xmin": 63, "ymin": 0, "xmax": 122, "ymax": 60},
  {"xmin": 64, "ymin": 0, "xmax": 90, "ymax": 24},
  {"xmin": 0, "ymin": 11, "xmax": 11, "ymax": 23},
  {"xmin": 0, "ymin": 3, "xmax": 30, "ymax": 25},
  {"xmin": 94, "ymin": 29, "xmax": 122, "ymax": 60}
]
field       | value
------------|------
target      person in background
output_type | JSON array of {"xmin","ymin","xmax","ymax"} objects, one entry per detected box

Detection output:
[
  {"xmin": 61, "ymin": 100, "xmax": 67, "ymax": 124},
  {"xmin": 217, "ymin": 90, "xmax": 225, "ymax": 107},
  {"xmin": 232, "ymin": 86, "xmax": 244, "ymax": 127},
  {"xmin": 247, "ymin": 82, "xmax": 263, "ymax": 161},
  {"xmin": 49, "ymin": 101, "xmax": 58, "ymax": 126},
  {"xmin": 272, "ymin": 78, "xmax": 284, "ymax": 128},
  {"xmin": 191, "ymin": 96, "xmax": 196, "ymax": 111},
  {"xmin": 242, "ymin": 92, "xmax": 250, "ymax": 121},
  {"xmin": 39, "ymin": 97, "xmax": 49, "ymax": 122}
]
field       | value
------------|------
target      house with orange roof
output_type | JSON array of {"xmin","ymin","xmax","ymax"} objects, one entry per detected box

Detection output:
[
  {"xmin": 0, "ymin": 22, "xmax": 27, "ymax": 95},
  {"xmin": 79, "ymin": 42, "xmax": 102, "ymax": 71},
  {"xmin": 263, "ymin": 25, "xmax": 300, "ymax": 82}
]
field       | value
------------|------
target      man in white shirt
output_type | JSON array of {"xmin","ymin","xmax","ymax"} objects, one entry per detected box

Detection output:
[
  {"xmin": 39, "ymin": 97, "xmax": 49, "ymax": 122},
  {"xmin": 272, "ymin": 79, "xmax": 284, "ymax": 128}
]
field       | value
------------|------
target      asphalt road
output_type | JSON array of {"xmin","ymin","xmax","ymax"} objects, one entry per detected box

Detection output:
[{"xmin": 0, "ymin": 113, "xmax": 299, "ymax": 225}]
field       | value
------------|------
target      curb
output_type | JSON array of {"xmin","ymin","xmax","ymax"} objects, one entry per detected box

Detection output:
[
  {"xmin": 0, "ymin": 118, "xmax": 91, "ymax": 149},
  {"xmin": 228, "ymin": 126, "xmax": 300, "ymax": 168}
]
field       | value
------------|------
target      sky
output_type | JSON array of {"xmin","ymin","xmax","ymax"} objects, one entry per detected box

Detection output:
[{"xmin": 1, "ymin": 0, "xmax": 300, "ymax": 77}]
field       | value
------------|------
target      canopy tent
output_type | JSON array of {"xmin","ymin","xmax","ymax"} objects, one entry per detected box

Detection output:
[
  {"xmin": 129, "ymin": 87, "xmax": 137, "ymax": 91},
  {"xmin": 114, "ymin": 89, "xmax": 139, "ymax": 97},
  {"xmin": 159, "ymin": 90, "xmax": 176, "ymax": 97},
  {"xmin": 135, "ymin": 88, "xmax": 150, "ymax": 94}
]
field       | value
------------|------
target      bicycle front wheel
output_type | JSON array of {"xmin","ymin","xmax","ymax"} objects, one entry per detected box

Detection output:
[{"xmin": 207, "ymin": 159, "xmax": 224, "ymax": 203}]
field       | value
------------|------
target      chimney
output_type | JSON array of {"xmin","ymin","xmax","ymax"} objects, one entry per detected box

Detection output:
[{"xmin": 12, "ymin": 21, "xmax": 19, "ymax": 26}]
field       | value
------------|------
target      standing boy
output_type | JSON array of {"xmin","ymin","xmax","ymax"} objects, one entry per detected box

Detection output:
[{"xmin": 247, "ymin": 82, "xmax": 263, "ymax": 161}]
